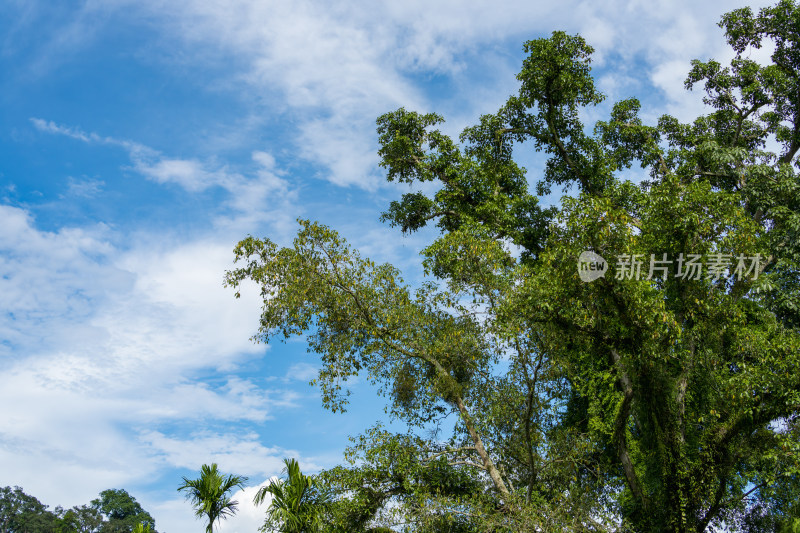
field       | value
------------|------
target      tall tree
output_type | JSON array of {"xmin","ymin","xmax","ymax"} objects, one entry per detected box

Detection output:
[
  {"xmin": 56, "ymin": 504, "xmax": 104, "ymax": 533},
  {"xmin": 0, "ymin": 486, "xmax": 158, "ymax": 533},
  {"xmin": 177, "ymin": 463, "xmax": 248, "ymax": 533},
  {"xmin": 0, "ymin": 486, "xmax": 59, "ymax": 533},
  {"xmin": 227, "ymin": 1, "xmax": 800, "ymax": 531},
  {"xmin": 91, "ymin": 489, "xmax": 156, "ymax": 532},
  {"xmin": 253, "ymin": 458, "xmax": 327, "ymax": 533}
]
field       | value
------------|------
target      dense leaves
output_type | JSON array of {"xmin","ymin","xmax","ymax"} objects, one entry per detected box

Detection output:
[
  {"xmin": 0, "ymin": 486, "xmax": 59, "ymax": 532},
  {"xmin": 91, "ymin": 489, "xmax": 156, "ymax": 532},
  {"xmin": 0, "ymin": 486, "xmax": 158, "ymax": 533},
  {"xmin": 229, "ymin": 2, "xmax": 800, "ymax": 532}
]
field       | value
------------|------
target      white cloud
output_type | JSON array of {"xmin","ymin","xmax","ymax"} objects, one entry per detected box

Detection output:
[
  {"xmin": 285, "ymin": 362, "xmax": 318, "ymax": 382},
  {"xmin": 149, "ymin": 498, "xmax": 201, "ymax": 533},
  {"xmin": 0, "ymin": 204, "xmax": 123, "ymax": 357},
  {"xmin": 32, "ymin": 118, "xmax": 301, "ymax": 235},
  {"xmin": 0, "ymin": 205, "xmax": 306, "ymax": 512},
  {"xmin": 92, "ymin": 0, "xmax": 776, "ymax": 192},
  {"xmin": 31, "ymin": 117, "xmax": 224, "ymax": 192},
  {"xmin": 64, "ymin": 176, "xmax": 105, "ymax": 198},
  {"xmin": 216, "ymin": 480, "xmax": 276, "ymax": 533},
  {"xmin": 30, "ymin": 117, "xmax": 99, "ymax": 142},
  {"xmin": 140, "ymin": 431, "xmax": 290, "ymax": 477},
  {"xmin": 216, "ymin": 150, "xmax": 300, "ymax": 237},
  {"xmin": 135, "ymin": 158, "xmax": 220, "ymax": 192},
  {"xmin": 36, "ymin": 1, "xmax": 781, "ymax": 193}
]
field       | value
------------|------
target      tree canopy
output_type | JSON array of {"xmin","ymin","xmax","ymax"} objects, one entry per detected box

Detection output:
[
  {"xmin": 227, "ymin": 1, "xmax": 800, "ymax": 531},
  {"xmin": 0, "ymin": 486, "xmax": 158, "ymax": 533},
  {"xmin": 91, "ymin": 489, "xmax": 156, "ymax": 532}
]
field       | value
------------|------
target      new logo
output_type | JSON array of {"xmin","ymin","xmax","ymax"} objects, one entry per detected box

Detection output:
[{"xmin": 578, "ymin": 251, "xmax": 608, "ymax": 282}]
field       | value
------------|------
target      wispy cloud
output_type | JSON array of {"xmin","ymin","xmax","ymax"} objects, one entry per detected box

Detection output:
[
  {"xmin": 0, "ymin": 204, "xmax": 305, "ymax": 508},
  {"xmin": 63, "ymin": 177, "xmax": 104, "ymax": 198},
  {"xmin": 285, "ymin": 362, "xmax": 318, "ymax": 383},
  {"xmin": 140, "ymin": 430, "xmax": 297, "ymax": 476},
  {"xmin": 0, "ymin": 204, "xmax": 120, "ymax": 358},
  {"xmin": 110, "ymin": 0, "xmax": 777, "ymax": 191},
  {"xmin": 33, "ymin": 1, "xmax": 774, "ymax": 192},
  {"xmin": 30, "ymin": 118, "xmax": 100, "ymax": 142},
  {"xmin": 215, "ymin": 481, "xmax": 275, "ymax": 533},
  {"xmin": 31, "ymin": 117, "xmax": 218, "ymax": 192},
  {"xmin": 31, "ymin": 117, "xmax": 300, "ymax": 234}
]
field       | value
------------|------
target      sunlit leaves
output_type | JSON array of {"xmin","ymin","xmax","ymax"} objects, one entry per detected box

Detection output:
[{"xmin": 229, "ymin": 3, "xmax": 800, "ymax": 531}]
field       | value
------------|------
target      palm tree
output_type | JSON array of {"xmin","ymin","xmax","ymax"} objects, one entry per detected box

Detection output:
[
  {"xmin": 253, "ymin": 458, "xmax": 327, "ymax": 532},
  {"xmin": 177, "ymin": 463, "xmax": 248, "ymax": 533}
]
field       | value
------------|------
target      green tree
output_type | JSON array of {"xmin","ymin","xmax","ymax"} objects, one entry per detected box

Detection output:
[
  {"xmin": 253, "ymin": 458, "xmax": 328, "ymax": 532},
  {"xmin": 56, "ymin": 504, "xmax": 104, "ymax": 533},
  {"xmin": 316, "ymin": 427, "xmax": 495, "ymax": 532},
  {"xmin": 0, "ymin": 486, "xmax": 157, "ymax": 533},
  {"xmin": 90, "ymin": 489, "xmax": 156, "ymax": 532},
  {"xmin": 227, "ymin": 1, "xmax": 800, "ymax": 531},
  {"xmin": 177, "ymin": 463, "xmax": 248, "ymax": 533},
  {"xmin": 0, "ymin": 486, "xmax": 59, "ymax": 532}
]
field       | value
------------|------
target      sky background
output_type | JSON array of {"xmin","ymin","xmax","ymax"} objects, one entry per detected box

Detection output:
[{"xmin": 0, "ymin": 1, "xmax": 776, "ymax": 531}]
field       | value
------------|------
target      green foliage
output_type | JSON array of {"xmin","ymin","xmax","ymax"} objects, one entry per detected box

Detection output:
[
  {"xmin": 229, "ymin": 2, "xmax": 800, "ymax": 531},
  {"xmin": 0, "ymin": 486, "xmax": 60, "ymax": 532},
  {"xmin": 132, "ymin": 523, "xmax": 152, "ymax": 533},
  {"xmin": 316, "ymin": 426, "xmax": 514, "ymax": 532},
  {"xmin": 178, "ymin": 463, "xmax": 248, "ymax": 533},
  {"xmin": 57, "ymin": 504, "xmax": 105, "ymax": 533},
  {"xmin": 0, "ymin": 486, "xmax": 158, "ymax": 533},
  {"xmin": 91, "ymin": 488, "xmax": 156, "ymax": 532},
  {"xmin": 253, "ymin": 458, "xmax": 328, "ymax": 532}
]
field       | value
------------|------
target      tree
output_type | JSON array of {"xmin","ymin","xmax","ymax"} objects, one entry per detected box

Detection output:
[
  {"xmin": 177, "ymin": 463, "xmax": 248, "ymax": 533},
  {"xmin": 0, "ymin": 486, "xmax": 60, "ymax": 532},
  {"xmin": 132, "ymin": 522, "xmax": 152, "ymax": 533},
  {"xmin": 0, "ymin": 486, "xmax": 157, "ymax": 533},
  {"xmin": 90, "ymin": 489, "xmax": 156, "ymax": 532},
  {"xmin": 227, "ymin": 1, "xmax": 800, "ymax": 531},
  {"xmin": 56, "ymin": 504, "xmax": 104, "ymax": 533},
  {"xmin": 253, "ymin": 458, "xmax": 328, "ymax": 532},
  {"xmin": 316, "ymin": 427, "xmax": 499, "ymax": 532}
]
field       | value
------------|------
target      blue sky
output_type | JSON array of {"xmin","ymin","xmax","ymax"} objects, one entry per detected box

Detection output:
[{"xmin": 0, "ymin": 1, "xmax": 775, "ymax": 531}]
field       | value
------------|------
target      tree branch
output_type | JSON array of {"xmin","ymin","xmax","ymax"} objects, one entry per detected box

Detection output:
[{"xmin": 610, "ymin": 348, "xmax": 646, "ymax": 510}]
